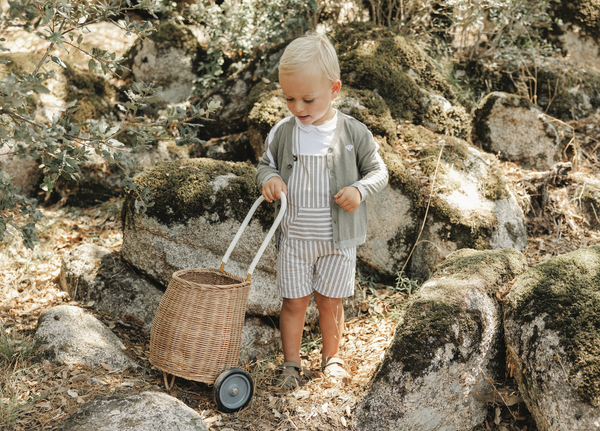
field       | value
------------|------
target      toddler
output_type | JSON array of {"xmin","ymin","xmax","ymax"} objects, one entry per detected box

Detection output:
[{"xmin": 256, "ymin": 32, "xmax": 388, "ymax": 389}]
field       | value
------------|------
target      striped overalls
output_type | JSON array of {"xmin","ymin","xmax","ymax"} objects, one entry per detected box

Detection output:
[{"xmin": 277, "ymin": 124, "xmax": 356, "ymax": 299}]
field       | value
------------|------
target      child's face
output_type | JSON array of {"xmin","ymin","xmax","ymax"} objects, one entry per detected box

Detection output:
[{"xmin": 279, "ymin": 70, "xmax": 341, "ymax": 126}]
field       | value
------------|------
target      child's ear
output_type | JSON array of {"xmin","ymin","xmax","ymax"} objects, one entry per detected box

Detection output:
[{"xmin": 331, "ymin": 80, "xmax": 342, "ymax": 99}]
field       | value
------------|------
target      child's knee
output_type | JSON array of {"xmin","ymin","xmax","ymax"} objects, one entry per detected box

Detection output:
[
  {"xmin": 281, "ymin": 296, "xmax": 311, "ymax": 314},
  {"xmin": 314, "ymin": 293, "xmax": 342, "ymax": 310}
]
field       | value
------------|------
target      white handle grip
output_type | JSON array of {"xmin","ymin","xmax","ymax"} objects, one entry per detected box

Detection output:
[{"xmin": 220, "ymin": 193, "xmax": 287, "ymax": 281}]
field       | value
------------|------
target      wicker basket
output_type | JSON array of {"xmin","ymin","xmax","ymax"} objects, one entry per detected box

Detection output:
[
  {"xmin": 148, "ymin": 194, "xmax": 287, "ymax": 389},
  {"xmin": 149, "ymin": 268, "xmax": 251, "ymax": 384}
]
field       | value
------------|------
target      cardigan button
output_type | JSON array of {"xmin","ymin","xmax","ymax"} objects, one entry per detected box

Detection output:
[
  {"xmin": 278, "ymin": 204, "xmax": 281, "ymax": 209},
  {"xmin": 287, "ymin": 164, "xmax": 292, "ymax": 169}
]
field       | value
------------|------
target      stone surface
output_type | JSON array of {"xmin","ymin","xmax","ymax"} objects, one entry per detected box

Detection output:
[
  {"xmin": 56, "ymin": 391, "xmax": 206, "ymax": 431},
  {"xmin": 0, "ymin": 151, "xmax": 43, "ymax": 197},
  {"xmin": 59, "ymin": 244, "xmax": 163, "ymax": 331},
  {"xmin": 473, "ymin": 92, "xmax": 567, "ymax": 171},
  {"xmin": 192, "ymin": 132, "xmax": 255, "ymax": 162},
  {"xmin": 367, "ymin": 125, "xmax": 527, "ymax": 280},
  {"xmin": 124, "ymin": 23, "xmax": 200, "ymax": 104},
  {"xmin": 35, "ymin": 305, "xmax": 137, "ymax": 369},
  {"xmin": 240, "ymin": 316, "xmax": 280, "ymax": 363},
  {"xmin": 504, "ymin": 245, "xmax": 600, "ymax": 431},
  {"xmin": 356, "ymin": 248, "xmax": 528, "ymax": 431}
]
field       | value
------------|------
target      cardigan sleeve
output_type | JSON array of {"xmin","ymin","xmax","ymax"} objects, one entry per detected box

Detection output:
[
  {"xmin": 256, "ymin": 131, "xmax": 282, "ymax": 186},
  {"xmin": 350, "ymin": 128, "xmax": 389, "ymax": 201}
]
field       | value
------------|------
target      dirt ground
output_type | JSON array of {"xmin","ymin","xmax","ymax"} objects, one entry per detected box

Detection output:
[{"xmin": 1, "ymin": 114, "xmax": 599, "ymax": 431}]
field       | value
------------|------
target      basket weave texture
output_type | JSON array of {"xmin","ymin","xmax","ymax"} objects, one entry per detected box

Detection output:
[{"xmin": 149, "ymin": 268, "xmax": 251, "ymax": 384}]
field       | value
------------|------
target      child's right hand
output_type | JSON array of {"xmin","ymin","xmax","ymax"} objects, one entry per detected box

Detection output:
[{"xmin": 262, "ymin": 176, "xmax": 287, "ymax": 203}]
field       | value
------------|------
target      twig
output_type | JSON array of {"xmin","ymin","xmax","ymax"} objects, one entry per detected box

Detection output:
[{"xmin": 401, "ymin": 142, "xmax": 445, "ymax": 273}]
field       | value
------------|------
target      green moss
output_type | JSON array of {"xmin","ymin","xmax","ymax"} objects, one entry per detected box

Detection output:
[
  {"xmin": 376, "ymin": 248, "xmax": 526, "ymax": 382},
  {"xmin": 482, "ymin": 166, "xmax": 511, "ymax": 201},
  {"xmin": 332, "ymin": 22, "xmax": 462, "ymax": 133},
  {"xmin": 433, "ymin": 248, "xmax": 527, "ymax": 295},
  {"xmin": 335, "ymin": 88, "xmax": 397, "ymax": 144},
  {"xmin": 63, "ymin": 65, "xmax": 117, "ymax": 123},
  {"xmin": 505, "ymin": 246, "xmax": 600, "ymax": 406},
  {"xmin": 150, "ymin": 22, "xmax": 198, "ymax": 51},
  {"xmin": 122, "ymin": 158, "xmax": 273, "ymax": 230},
  {"xmin": 247, "ymin": 94, "xmax": 289, "ymax": 140}
]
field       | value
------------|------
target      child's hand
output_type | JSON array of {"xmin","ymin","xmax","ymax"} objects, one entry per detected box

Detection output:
[
  {"xmin": 334, "ymin": 187, "xmax": 361, "ymax": 213},
  {"xmin": 262, "ymin": 176, "xmax": 287, "ymax": 203}
]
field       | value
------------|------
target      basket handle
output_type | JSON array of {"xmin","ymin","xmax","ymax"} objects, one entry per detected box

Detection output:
[{"xmin": 220, "ymin": 193, "xmax": 287, "ymax": 281}]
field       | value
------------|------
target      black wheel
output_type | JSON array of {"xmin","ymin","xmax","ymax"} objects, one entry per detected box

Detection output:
[{"xmin": 213, "ymin": 368, "xmax": 254, "ymax": 413}]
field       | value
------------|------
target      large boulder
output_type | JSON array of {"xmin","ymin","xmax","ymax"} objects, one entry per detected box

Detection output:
[
  {"xmin": 363, "ymin": 125, "xmax": 528, "ymax": 280},
  {"xmin": 120, "ymin": 158, "xmax": 361, "ymax": 324},
  {"xmin": 57, "ymin": 391, "xmax": 207, "ymax": 431},
  {"xmin": 122, "ymin": 22, "xmax": 201, "ymax": 104},
  {"xmin": 356, "ymin": 248, "xmax": 528, "ymax": 431},
  {"xmin": 473, "ymin": 92, "xmax": 576, "ymax": 171},
  {"xmin": 504, "ymin": 245, "xmax": 600, "ymax": 430},
  {"xmin": 35, "ymin": 305, "xmax": 137, "ymax": 370}
]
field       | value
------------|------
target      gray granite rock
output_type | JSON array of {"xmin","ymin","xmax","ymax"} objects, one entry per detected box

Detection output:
[
  {"xmin": 356, "ymin": 248, "xmax": 528, "ymax": 431},
  {"xmin": 35, "ymin": 305, "xmax": 137, "ymax": 370},
  {"xmin": 504, "ymin": 246, "xmax": 600, "ymax": 431},
  {"xmin": 56, "ymin": 391, "xmax": 206, "ymax": 431}
]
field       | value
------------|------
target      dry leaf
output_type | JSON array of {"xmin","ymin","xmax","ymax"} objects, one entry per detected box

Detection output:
[
  {"xmin": 100, "ymin": 362, "xmax": 113, "ymax": 371},
  {"xmin": 67, "ymin": 389, "xmax": 78, "ymax": 398},
  {"xmin": 43, "ymin": 359, "xmax": 53, "ymax": 374},
  {"xmin": 273, "ymin": 409, "xmax": 281, "ymax": 418},
  {"xmin": 70, "ymin": 374, "xmax": 89, "ymax": 383}
]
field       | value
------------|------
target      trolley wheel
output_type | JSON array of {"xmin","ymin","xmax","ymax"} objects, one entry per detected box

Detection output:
[{"xmin": 213, "ymin": 368, "xmax": 254, "ymax": 413}]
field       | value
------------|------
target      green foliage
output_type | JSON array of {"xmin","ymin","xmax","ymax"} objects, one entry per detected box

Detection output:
[
  {"xmin": 0, "ymin": 0, "xmax": 220, "ymax": 249},
  {"xmin": 393, "ymin": 270, "xmax": 420, "ymax": 296},
  {"xmin": 186, "ymin": 0, "xmax": 319, "ymax": 89}
]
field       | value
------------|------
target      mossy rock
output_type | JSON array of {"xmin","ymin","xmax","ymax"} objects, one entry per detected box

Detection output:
[
  {"xmin": 552, "ymin": 0, "xmax": 600, "ymax": 43},
  {"xmin": 334, "ymin": 88, "xmax": 397, "ymax": 145},
  {"xmin": 330, "ymin": 23, "xmax": 470, "ymax": 139},
  {"xmin": 473, "ymin": 91, "xmax": 574, "ymax": 170},
  {"xmin": 120, "ymin": 22, "xmax": 201, "ymax": 104},
  {"xmin": 63, "ymin": 64, "xmax": 118, "ymax": 124},
  {"xmin": 504, "ymin": 245, "xmax": 600, "ymax": 425},
  {"xmin": 122, "ymin": 158, "xmax": 270, "ymax": 230},
  {"xmin": 357, "ymin": 248, "xmax": 528, "ymax": 431},
  {"xmin": 363, "ymin": 125, "xmax": 526, "ymax": 281}
]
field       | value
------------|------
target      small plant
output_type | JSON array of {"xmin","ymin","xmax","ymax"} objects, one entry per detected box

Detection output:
[
  {"xmin": 0, "ymin": 327, "xmax": 36, "ymax": 364},
  {"xmin": 300, "ymin": 331, "xmax": 322, "ymax": 356},
  {"xmin": 393, "ymin": 271, "xmax": 420, "ymax": 296},
  {"xmin": 356, "ymin": 268, "xmax": 380, "ymax": 292}
]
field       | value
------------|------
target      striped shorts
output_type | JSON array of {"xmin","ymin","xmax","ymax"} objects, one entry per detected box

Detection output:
[{"xmin": 277, "ymin": 235, "xmax": 356, "ymax": 299}]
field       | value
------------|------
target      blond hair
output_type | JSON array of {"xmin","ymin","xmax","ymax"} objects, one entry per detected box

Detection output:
[{"xmin": 278, "ymin": 32, "xmax": 340, "ymax": 83}]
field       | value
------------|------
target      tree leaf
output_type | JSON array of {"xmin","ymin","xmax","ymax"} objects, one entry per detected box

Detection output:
[
  {"xmin": 51, "ymin": 55, "xmax": 66, "ymax": 68},
  {"xmin": 33, "ymin": 85, "xmax": 50, "ymax": 94}
]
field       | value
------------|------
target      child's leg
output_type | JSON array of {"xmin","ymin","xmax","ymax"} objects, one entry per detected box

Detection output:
[
  {"xmin": 314, "ymin": 291, "xmax": 344, "ymax": 361},
  {"xmin": 280, "ymin": 295, "xmax": 312, "ymax": 364}
]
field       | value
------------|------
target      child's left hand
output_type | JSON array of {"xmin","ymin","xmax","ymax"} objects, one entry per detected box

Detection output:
[{"xmin": 334, "ymin": 187, "xmax": 361, "ymax": 213}]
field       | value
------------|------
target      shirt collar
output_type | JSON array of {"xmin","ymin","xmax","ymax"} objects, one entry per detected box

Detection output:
[{"xmin": 295, "ymin": 110, "xmax": 338, "ymax": 133}]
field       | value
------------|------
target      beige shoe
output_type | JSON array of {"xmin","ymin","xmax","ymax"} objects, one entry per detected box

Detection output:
[
  {"xmin": 322, "ymin": 357, "xmax": 350, "ymax": 379},
  {"xmin": 275, "ymin": 361, "xmax": 301, "ymax": 390}
]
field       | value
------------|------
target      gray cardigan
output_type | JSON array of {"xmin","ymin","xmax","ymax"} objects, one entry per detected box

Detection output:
[{"xmin": 256, "ymin": 113, "xmax": 389, "ymax": 249}]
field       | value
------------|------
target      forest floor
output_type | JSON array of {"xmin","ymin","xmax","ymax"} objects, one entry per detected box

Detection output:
[{"xmin": 1, "ymin": 116, "xmax": 600, "ymax": 431}]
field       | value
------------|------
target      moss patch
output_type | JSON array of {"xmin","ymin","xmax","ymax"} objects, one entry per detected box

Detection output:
[
  {"xmin": 63, "ymin": 64, "xmax": 117, "ymax": 124},
  {"xmin": 505, "ymin": 246, "xmax": 600, "ymax": 406},
  {"xmin": 247, "ymin": 94, "xmax": 289, "ymax": 140},
  {"xmin": 335, "ymin": 88, "xmax": 397, "ymax": 144},
  {"xmin": 122, "ymin": 158, "xmax": 273, "ymax": 230},
  {"xmin": 376, "ymin": 248, "xmax": 526, "ymax": 383}
]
